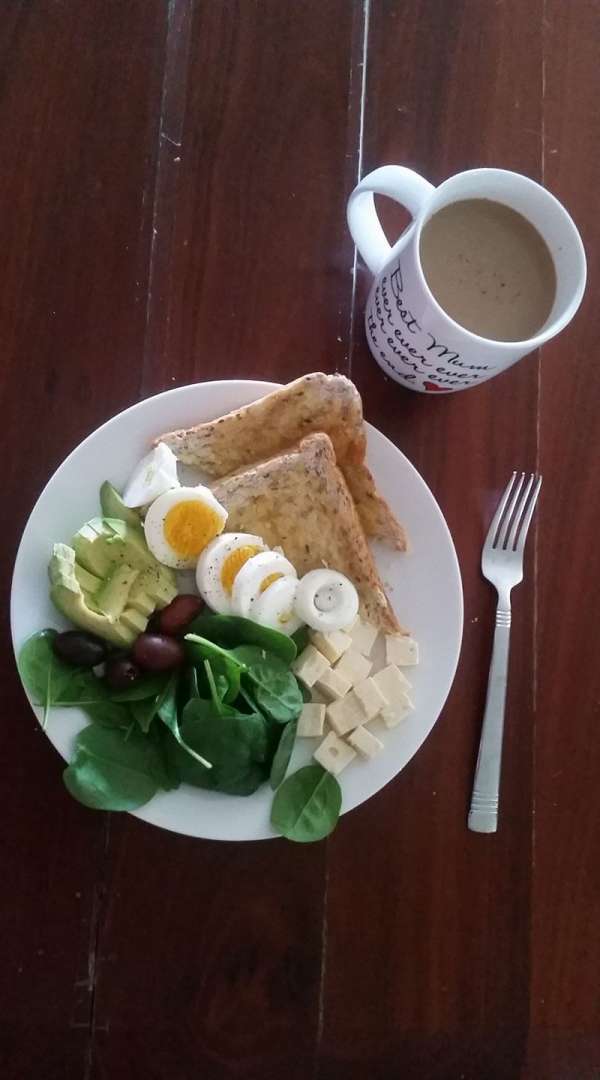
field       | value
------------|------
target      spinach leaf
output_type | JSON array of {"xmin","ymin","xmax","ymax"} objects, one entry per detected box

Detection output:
[
  {"xmin": 231, "ymin": 646, "xmax": 303, "ymax": 725},
  {"xmin": 270, "ymin": 719, "xmax": 297, "ymax": 790},
  {"xmin": 184, "ymin": 635, "xmax": 241, "ymax": 702},
  {"xmin": 187, "ymin": 613, "xmax": 297, "ymax": 663},
  {"xmin": 291, "ymin": 625, "xmax": 310, "ymax": 655},
  {"xmin": 187, "ymin": 666, "xmax": 200, "ymax": 698},
  {"xmin": 109, "ymin": 672, "xmax": 169, "ymax": 702},
  {"xmin": 18, "ymin": 631, "xmax": 109, "ymax": 710},
  {"xmin": 146, "ymin": 723, "xmax": 181, "ymax": 791},
  {"xmin": 83, "ymin": 701, "xmax": 132, "ymax": 729},
  {"xmin": 172, "ymin": 697, "xmax": 270, "ymax": 795},
  {"xmin": 63, "ymin": 725, "xmax": 161, "ymax": 811},
  {"xmin": 156, "ymin": 672, "xmax": 211, "ymax": 771},
  {"xmin": 130, "ymin": 696, "xmax": 158, "ymax": 734},
  {"xmin": 270, "ymin": 764, "xmax": 342, "ymax": 842}
]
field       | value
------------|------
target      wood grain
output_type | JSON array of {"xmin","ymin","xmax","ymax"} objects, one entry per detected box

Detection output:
[
  {"xmin": 0, "ymin": 2, "xmax": 167, "ymax": 1077},
  {"xmin": 324, "ymin": 2, "xmax": 543, "ymax": 1077},
  {"xmin": 88, "ymin": 2, "xmax": 357, "ymax": 1078},
  {"xmin": 528, "ymin": 2, "xmax": 600, "ymax": 1077},
  {"xmin": 2, "ymin": 0, "xmax": 599, "ymax": 1077}
]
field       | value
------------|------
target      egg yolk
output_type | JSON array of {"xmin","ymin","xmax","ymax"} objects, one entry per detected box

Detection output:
[
  {"xmin": 164, "ymin": 501, "xmax": 223, "ymax": 558},
  {"xmin": 259, "ymin": 572, "xmax": 283, "ymax": 594},
  {"xmin": 220, "ymin": 546, "xmax": 263, "ymax": 593}
]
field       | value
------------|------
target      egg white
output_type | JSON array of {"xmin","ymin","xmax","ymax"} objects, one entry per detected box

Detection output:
[
  {"xmin": 143, "ymin": 485, "xmax": 228, "ymax": 569},
  {"xmin": 196, "ymin": 533, "xmax": 266, "ymax": 614}
]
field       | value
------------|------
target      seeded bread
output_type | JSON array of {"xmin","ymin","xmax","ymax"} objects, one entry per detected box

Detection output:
[
  {"xmin": 157, "ymin": 373, "xmax": 407, "ymax": 551},
  {"xmin": 211, "ymin": 433, "xmax": 404, "ymax": 633}
]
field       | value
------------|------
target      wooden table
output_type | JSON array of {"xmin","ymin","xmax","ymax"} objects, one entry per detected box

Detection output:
[{"xmin": 2, "ymin": 3, "xmax": 599, "ymax": 1077}]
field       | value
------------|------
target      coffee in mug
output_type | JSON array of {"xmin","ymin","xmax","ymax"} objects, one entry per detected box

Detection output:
[
  {"xmin": 419, "ymin": 199, "xmax": 557, "ymax": 343},
  {"xmin": 347, "ymin": 167, "xmax": 586, "ymax": 393}
]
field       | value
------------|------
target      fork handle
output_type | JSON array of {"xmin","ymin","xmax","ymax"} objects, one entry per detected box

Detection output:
[{"xmin": 468, "ymin": 604, "xmax": 511, "ymax": 833}]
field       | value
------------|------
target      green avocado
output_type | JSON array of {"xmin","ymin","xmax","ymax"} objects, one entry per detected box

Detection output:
[
  {"xmin": 99, "ymin": 481, "xmax": 143, "ymax": 529},
  {"xmin": 49, "ymin": 545, "xmax": 142, "ymax": 646},
  {"xmin": 48, "ymin": 518, "xmax": 177, "ymax": 645}
]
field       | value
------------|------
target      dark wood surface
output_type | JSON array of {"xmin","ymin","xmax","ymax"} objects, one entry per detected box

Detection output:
[{"xmin": 2, "ymin": 2, "xmax": 598, "ymax": 1077}]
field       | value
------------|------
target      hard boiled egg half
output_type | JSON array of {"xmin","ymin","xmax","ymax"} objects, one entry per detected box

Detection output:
[
  {"xmin": 144, "ymin": 486, "xmax": 228, "ymax": 569},
  {"xmin": 122, "ymin": 442, "xmax": 179, "ymax": 507},
  {"xmin": 196, "ymin": 533, "xmax": 302, "ymax": 634}
]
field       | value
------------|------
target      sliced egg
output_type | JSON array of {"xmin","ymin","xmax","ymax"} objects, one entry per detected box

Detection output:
[
  {"xmin": 252, "ymin": 574, "xmax": 302, "ymax": 635},
  {"xmin": 231, "ymin": 550, "xmax": 297, "ymax": 619},
  {"xmin": 122, "ymin": 443, "xmax": 179, "ymax": 508},
  {"xmin": 144, "ymin": 486, "xmax": 228, "ymax": 569},
  {"xmin": 196, "ymin": 532, "xmax": 266, "ymax": 614},
  {"xmin": 295, "ymin": 569, "xmax": 359, "ymax": 631}
]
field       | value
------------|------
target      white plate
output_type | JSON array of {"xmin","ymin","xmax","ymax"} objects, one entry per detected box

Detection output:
[{"xmin": 11, "ymin": 380, "xmax": 463, "ymax": 841}]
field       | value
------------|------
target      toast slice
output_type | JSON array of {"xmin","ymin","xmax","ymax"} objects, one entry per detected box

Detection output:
[
  {"xmin": 157, "ymin": 373, "xmax": 407, "ymax": 551},
  {"xmin": 211, "ymin": 433, "xmax": 404, "ymax": 634}
]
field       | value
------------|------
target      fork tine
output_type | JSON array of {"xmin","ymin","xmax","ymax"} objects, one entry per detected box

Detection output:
[
  {"xmin": 506, "ymin": 473, "xmax": 535, "ymax": 550},
  {"xmin": 486, "ymin": 472, "xmax": 517, "ymax": 547},
  {"xmin": 514, "ymin": 474, "xmax": 542, "ymax": 552},
  {"xmin": 496, "ymin": 472, "xmax": 525, "ymax": 548}
]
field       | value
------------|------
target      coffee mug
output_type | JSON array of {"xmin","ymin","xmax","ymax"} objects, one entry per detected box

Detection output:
[{"xmin": 347, "ymin": 166, "xmax": 586, "ymax": 393}]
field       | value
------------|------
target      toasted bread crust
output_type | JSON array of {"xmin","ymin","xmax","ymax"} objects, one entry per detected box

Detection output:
[
  {"xmin": 157, "ymin": 373, "xmax": 407, "ymax": 551},
  {"xmin": 211, "ymin": 434, "xmax": 403, "ymax": 633}
]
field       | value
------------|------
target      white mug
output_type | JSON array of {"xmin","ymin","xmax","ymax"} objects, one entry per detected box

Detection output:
[{"xmin": 347, "ymin": 166, "xmax": 586, "ymax": 393}]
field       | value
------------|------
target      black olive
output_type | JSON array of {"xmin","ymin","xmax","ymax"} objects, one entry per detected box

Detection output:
[
  {"xmin": 156, "ymin": 595, "xmax": 204, "ymax": 636},
  {"xmin": 52, "ymin": 631, "xmax": 107, "ymax": 668},
  {"xmin": 131, "ymin": 633, "xmax": 185, "ymax": 672},
  {"xmin": 104, "ymin": 656, "xmax": 141, "ymax": 691}
]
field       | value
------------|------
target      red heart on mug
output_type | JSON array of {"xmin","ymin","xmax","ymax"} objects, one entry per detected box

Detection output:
[{"xmin": 424, "ymin": 381, "xmax": 445, "ymax": 392}]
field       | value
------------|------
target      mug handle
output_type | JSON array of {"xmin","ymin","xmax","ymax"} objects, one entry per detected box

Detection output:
[{"xmin": 347, "ymin": 165, "xmax": 435, "ymax": 276}]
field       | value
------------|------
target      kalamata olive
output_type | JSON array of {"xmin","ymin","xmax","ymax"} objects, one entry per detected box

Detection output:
[
  {"xmin": 156, "ymin": 594, "xmax": 205, "ymax": 636},
  {"xmin": 52, "ymin": 631, "xmax": 107, "ymax": 668},
  {"xmin": 104, "ymin": 657, "xmax": 141, "ymax": 690},
  {"xmin": 131, "ymin": 633, "xmax": 185, "ymax": 672}
]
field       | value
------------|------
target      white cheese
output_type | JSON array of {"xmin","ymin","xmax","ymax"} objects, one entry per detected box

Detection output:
[
  {"xmin": 385, "ymin": 634, "xmax": 419, "ymax": 667},
  {"xmin": 347, "ymin": 725, "xmax": 384, "ymax": 759},
  {"xmin": 346, "ymin": 616, "xmax": 379, "ymax": 657},
  {"xmin": 381, "ymin": 691, "xmax": 414, "ymax": 728},
  {"xmin": 291, "ymin": 644, "xmax": 330, "ymax": 688},
  {"xmin": 313, "ymin": 731, "xmax": 356, "ymax": 775},
  {"xmin": 315, "ymin": 665, "xmax": 352, "ymax": 701},
  {"xmin": 297, "ymin": 703, "xmax": 326, "ymax": 738},
  {"xmin": 310, "ymin": 628, "xmax": 352, "ymax": 664},
  {"xmin": 334, "ymin": 647, "xmax": 372, "ymax": 688},
  {"xmin": 372, "ymin": 663, "xmax": 412, "ymax": 704},
  {"xmin": 326, "ymin": 691, "xmax": 366, "ymax": 736},
  {"xmin": 352, "ymin": 676, "xmax": 388, "ymax": 721}
]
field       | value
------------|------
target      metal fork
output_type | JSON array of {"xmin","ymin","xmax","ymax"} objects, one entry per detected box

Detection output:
[{"xmin": 468, "ymin": 472, "xmax": 542, "ymax": 834}]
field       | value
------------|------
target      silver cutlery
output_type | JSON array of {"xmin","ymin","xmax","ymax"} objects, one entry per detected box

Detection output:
[{"xmin": 468, "ymin": 472, "xmax": 542, "ymax": 833}]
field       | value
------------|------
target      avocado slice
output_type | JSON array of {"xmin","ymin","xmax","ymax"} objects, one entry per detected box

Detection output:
[
  {"xmin": 100, "ymin": 481, "xmax": 143, "ymax": 529},
  {"xmin": 73, "ymin": 518, "xmax": 161, "ymax": 575},
  {"xmin": 48, "ymin": 518, "xmax": 177, "ymax": 645},
  {"xmin": 49, "ymin": 545, "xmax": 143, "ymax": 646},
  {"xmin": 95, "ymin": 564, "xmax": 140, "ymax": 619}
]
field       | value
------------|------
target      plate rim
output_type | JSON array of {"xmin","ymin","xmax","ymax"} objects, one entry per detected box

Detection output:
[{"xmin": 11, "ymin": 378, "xmax": 463, "ymax": 841}]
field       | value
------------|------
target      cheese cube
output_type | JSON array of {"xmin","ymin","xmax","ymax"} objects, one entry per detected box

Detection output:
[
  {"xmin": 381, "ymin": 692, "xmax": 414, "ymax": 728},
  {"xmin": 334, "ymin": 648, "xmax": 372, "ymax": 688},
  {"xmin": 310, "ymin": 629, "xmax": 352, "ymax": 664},
  {"xmin": 347, "ymin": 616, "xmax": 379, "ymax": 657},
  {"xmin": 314, "ymin": 731, "xmax": 356, "ymax": 776},
  {"xmin": 291, "ymin": 645, "xmax": 330, "ymax": 688},
  {"xmin": 385, "ymin": 634, "xmax": 419, "ymax": 667},
  {"xmin": 347, "ymin": 725, "xmax": 384, "ymax": 759},
  {"xmin": 326, "ymin": 691, "xmax": 365, "ymax": 736},
  {"xmin": 310, "ymin": 686, "xmax": 329, "ymax": 706},
  {"xmin": 372, "ymin": 664, "xmax": 412, "ymax": 704},
  {"xmin": 297, "ymin": 703, "xmax": 326, "ymax": 738},
  {"xmin": 315, "ymin": 666, "xmax": 352, "ymax": 701},
  {"xmin": 352, "ymin": 676, "xmax": 388, "ymax": 721}
]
